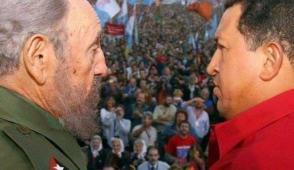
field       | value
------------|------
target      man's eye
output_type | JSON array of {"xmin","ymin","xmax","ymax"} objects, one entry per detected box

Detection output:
[
  {"xmin": 92, "ymin": 47, "xmax": 99, "ymax": 55},
  {"xmin": 217, "ymin": 44, "xmax": 225, "ymax": 50}
]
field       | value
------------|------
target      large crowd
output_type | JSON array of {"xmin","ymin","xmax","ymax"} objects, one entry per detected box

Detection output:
[
  {"xmin": 83, "ymin": 3, "xmax": 224, "ymax": 170},
  {"xmin": 1, "ymin": 0, "xmax": 293, "ymax": 169}
]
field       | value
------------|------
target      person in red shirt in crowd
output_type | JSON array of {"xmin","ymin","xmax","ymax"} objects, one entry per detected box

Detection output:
[
  {"xmin": 165, "ymin": 121, "xmax": 197, "ymax": 166},
  {"xmin": 206, "ymin": 0, "xmax": 294, "ymax": 169}
]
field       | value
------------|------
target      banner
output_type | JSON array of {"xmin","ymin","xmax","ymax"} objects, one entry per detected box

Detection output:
[{"xmin": 105, "ymin": 23, "xmax": 125, "ymax": 36}]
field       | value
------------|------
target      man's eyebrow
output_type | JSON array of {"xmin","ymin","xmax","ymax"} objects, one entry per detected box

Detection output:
[{"xmin": 89, "ymin": 32, "xmax": 102, "ymax": 49}]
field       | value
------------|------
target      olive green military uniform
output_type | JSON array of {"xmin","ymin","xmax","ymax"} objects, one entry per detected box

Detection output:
[{"xmin": 0, "ymin": 87, "xmax": 87, "ymax": 170}]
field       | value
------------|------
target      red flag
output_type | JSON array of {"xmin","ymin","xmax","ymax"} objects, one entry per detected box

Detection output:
[{"xmin": 187, "ymin": 2, "xmax": 213, "ymax": 22}]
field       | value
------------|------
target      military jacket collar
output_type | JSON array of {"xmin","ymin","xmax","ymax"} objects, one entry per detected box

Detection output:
[{"xmin": 0, "ymin": 87, "xmax": 86, "ymax": 169}]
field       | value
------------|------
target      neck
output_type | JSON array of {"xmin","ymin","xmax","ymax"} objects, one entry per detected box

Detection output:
[
  {"xmin": 150, "ymin": 161, "xmax": 157, "ymax": 165},
  {"xmin": 180, "ymin": 133, "xmax": 188, "ymax": 138},
  {"xmin": 0, "ymin": 75, "xmax": 57, "ymax": 117}
]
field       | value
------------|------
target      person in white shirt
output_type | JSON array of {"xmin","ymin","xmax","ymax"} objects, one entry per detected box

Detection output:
[
  {"xmin": 181, "ymin": 97, "xmax": 210, "ymax": 142},
  {"xmin": 132, "ymin": 113, "xmax": 157, "ymax": 146},
  {"xmin": 138, "ymin": 146, "xmax": 170, "ymax": 170},
  {"xmin": 100, "ymin": 97, "xmax": 116, "ymax": 147},
  {"xmin": 130, "ymin": 139, "xmax": 147, "ymax": 168},
  {"xmin": 101, "ymin": 101, "xmax": 131, "ymax": 147}
]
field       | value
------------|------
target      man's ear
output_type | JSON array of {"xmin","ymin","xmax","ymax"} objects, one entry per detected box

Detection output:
[
  {"xmin": 22, "ymin": 34, "xmax": 53, "ymax": 85},
  {"xmin": 259, "ymin": 42, "xmax": 284, "ymax": 81}
]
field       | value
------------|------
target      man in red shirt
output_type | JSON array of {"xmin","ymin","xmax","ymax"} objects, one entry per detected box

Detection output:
[
  {"xmin": 206, "ymin": 0, "xmax": 294, "ymax": 169},
  {"xmin": 166, "ymin": 121, "xmax": 197, "ymax": 165}
]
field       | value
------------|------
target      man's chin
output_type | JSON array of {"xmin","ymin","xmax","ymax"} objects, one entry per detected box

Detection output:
[
  {"xmin": 51, "ymin": 67, "xmax": 101, "ymax": 140},
  {"xmin": 61, "ymin": 113, "xmax": 98, "ymax": 140}
]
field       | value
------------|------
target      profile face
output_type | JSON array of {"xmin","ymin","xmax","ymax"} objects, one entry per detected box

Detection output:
[
  {"xmin": 46, "ymin": 0, "xmax": 108, "ymax": 139},
  {"xmin": 206, "ymin": 4, "xmax": 263, "ymax": 119},
  {"xmin": 63, "ymin": 0, "xmax": 107, "ymax": 97}
]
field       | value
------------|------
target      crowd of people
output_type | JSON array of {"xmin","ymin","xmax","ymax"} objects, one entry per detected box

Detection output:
[
  {"xmin": 1, "ymin": 0, "xmax": 293, "ymax": 169},
  {"xmin": 83, "ymin": 3, "xmax": 224, "ymax": 170}
]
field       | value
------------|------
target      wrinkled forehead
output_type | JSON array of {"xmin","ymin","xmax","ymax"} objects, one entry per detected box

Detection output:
[{"xmin": 64, "ymin": 0, "xmax": 100, "ymax": 42}]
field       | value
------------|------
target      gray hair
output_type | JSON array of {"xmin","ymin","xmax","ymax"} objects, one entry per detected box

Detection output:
[
  {"xmin": 91, "ymin": 135, "xmax": 102, "ymax": 141},
  {"xmin": 134, "ymin": 139, "xmax": 145, "ymax": 145},
  {"xmin": 0, "ymin": 0, "xmax": 69, "ymax": 76}
]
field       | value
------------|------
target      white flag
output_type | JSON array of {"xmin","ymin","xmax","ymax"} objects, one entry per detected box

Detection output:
[{"xmin": 95, "ymin": 0, "xmax": 121, "ymax": 18}]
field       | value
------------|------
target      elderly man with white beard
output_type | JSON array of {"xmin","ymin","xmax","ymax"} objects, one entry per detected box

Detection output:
[{"xmin": 0, "ymin": 0, "xmax": 108, "ymax": 169}]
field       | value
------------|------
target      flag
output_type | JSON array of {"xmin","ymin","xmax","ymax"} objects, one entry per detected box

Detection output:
[
  {"xmin": 204, "ymin": 12, "xmax": 218, "ymax": 41},
  {"xmin": 155, "ymin": 0, "xmax": 161, "ymax": 6},
  {"xmin": 95, "ymin": 8, "xmax": 111, "ymax": 27},
  {"xmin": 117, "ymin": 0, "xmax": 128, "ymax": 25},
  {"xmin": 187, "ymin": 2, "xmax": 213, "ymax": 22},
  {"xmin": 134, "ymin": 19, "xmax": 139, "ymax": 45},
  {"xmin": 186, "ymin": 0, "xmax": 199, "ymax": 5},
  {"xmin": 128, "ymin": 0, "xmax": 137, "ymax": 6},
  {"xmin": 143, "ymin": 0, "xmax": 155, "ymax": 6},
  {"xmin": 95, "ymin": 0, "xmax": 121, "ymax": 27},
  {"xmin": 181, "ymin": 0, "xmax": 186, "ymax": 6},
  {"xmin": 194, "ymin": 32, "xmax": 200, "ymax": 52},
  {"xmin": 125, "ymin": 5, "xmax": 137, "ymax": 49},
  {"xmin": 188, "ymin": 33, "xmax": 196, "ymax": 50}
]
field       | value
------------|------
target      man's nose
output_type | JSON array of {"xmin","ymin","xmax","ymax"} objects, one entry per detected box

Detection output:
[
  {"xmin": 206, "ymin": 50, "xmax": 220, "ymax": 76},
  {"xmin": 94, "ymin": 51, "xmax": 108, "ymax": 77}
]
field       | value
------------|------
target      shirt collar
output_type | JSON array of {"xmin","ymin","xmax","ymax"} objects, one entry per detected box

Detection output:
[
  {"xmin": 149, "ymin": 162, "xmax": 158, "ymax": 168},
  {"xmin": 212, "ymin": 89, "xmax": 294, "ymax": 160}
]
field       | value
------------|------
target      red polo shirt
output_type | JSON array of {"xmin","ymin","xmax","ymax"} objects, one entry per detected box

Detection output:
[{"xmin": 209, "ymin": 89, "xmax": 294, "ymax": 170}]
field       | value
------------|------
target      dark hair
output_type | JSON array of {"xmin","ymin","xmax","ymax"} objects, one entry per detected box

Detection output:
[
  {"xmin": 147, "ymin": 146, "xmax": 159, "ymax": 155},
  {"xmin": 143, "ymin": 112, "xmax": 153, "ymax": 120},
  {"xmin": 187, "ymin": 144, "xmax": 205, "ymax": 162},
  {"xmin": 104, "ymin": 96, "xmax": 116, "ymax": 110},
  {"xmin": 175, "ymin": 109, "xmax": 188, "ymax": 122},
  {"xmin": 179, "ymin": 120, "xmax": 190, "ymax": 127},
  {"xmin": 225, "ymin": 0, "xmax": 294, "ymax": 60}
]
